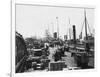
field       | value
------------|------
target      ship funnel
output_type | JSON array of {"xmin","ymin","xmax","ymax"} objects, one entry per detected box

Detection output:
[{"xmin": 73, "ymin": 25, "xmax": 76, "ymax": 44}]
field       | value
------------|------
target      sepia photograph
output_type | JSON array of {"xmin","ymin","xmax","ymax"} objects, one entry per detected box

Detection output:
[{"xmin": 15, "ymin": 3, "xmax": 95, "ymax": 73}]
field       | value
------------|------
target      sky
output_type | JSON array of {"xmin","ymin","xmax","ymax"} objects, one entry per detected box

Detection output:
[{"xmin": 16, "ymin": 4, "xmax": 94, "ymax": 39}]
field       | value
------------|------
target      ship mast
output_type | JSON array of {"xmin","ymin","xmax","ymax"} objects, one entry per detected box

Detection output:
[
  {"xmin": 56, "ymin": 17, "xmax": 59, "ymax": 40},
  {"xmin": 84, "ymin": 9, "xmax": 90, "ymax": 53},
  {"xmin": 84, "ymin": 9, "xmax": 88, "ymax": 40},
  {"xmin": 68, "ymin": 18, "xmax": 71, "ymax": 40}
]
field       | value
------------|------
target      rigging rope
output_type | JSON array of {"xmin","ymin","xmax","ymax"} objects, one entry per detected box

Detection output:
[
  {"xmin": 79, "ymin": 17, "xmax": 92, "ymax": 39},
  {"xmin": 86, "ymin": 19, "xmax": 92, "ymax": 35},
  {"xmin": 79, "ymin": 19, "xmax": 85, "ymax": 39}
]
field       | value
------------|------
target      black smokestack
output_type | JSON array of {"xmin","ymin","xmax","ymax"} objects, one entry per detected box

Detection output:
[
  {"xmin": 53, "ymin": 32, "xmax": 57, "ymax": 38},
  {"xmin": 73, "ymin": 25, "xmax": 76, "ymax": 44}
]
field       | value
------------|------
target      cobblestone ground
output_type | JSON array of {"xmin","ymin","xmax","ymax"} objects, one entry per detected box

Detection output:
[
  {"xmin": 63, "ymin": 52, "xmax": 77, "ymax": 67},
  {"xmin": 48, "ymin": 47, "xmax": 56, "ymax": 62},
  {"xmin": 48, "ymin": 47, "xmax": 77, "ymax": 67}
]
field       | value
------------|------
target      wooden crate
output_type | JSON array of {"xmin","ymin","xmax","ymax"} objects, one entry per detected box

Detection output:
[{"xmin": 49, "ymin": 61, "xmax": 66, "ymax": 71}]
